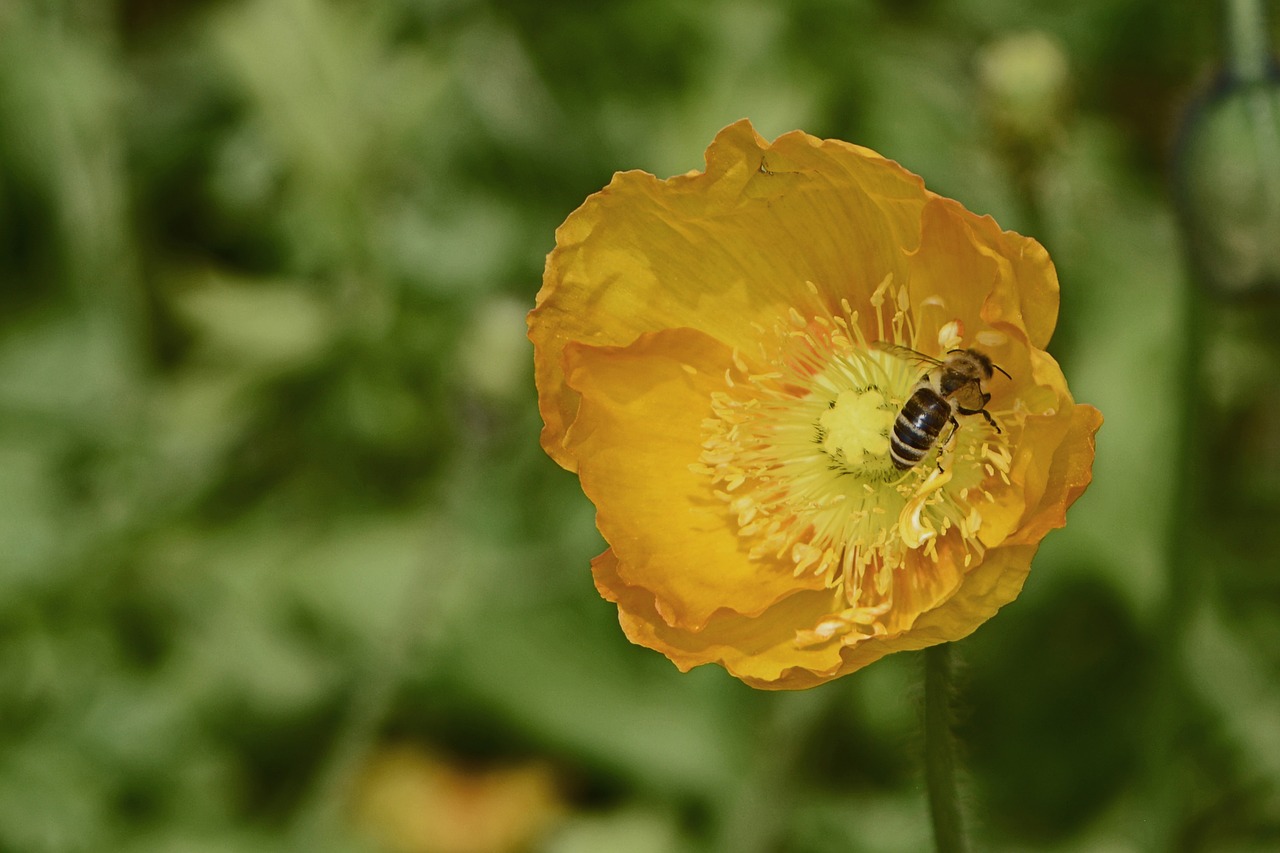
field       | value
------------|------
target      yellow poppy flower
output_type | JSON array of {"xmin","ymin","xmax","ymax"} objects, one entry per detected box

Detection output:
[{"xmin": 529, "ymin": 120, "xmax": 1102, "ymax": 690}]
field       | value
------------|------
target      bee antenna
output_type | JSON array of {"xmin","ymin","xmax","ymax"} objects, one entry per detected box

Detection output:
[{"xmin": 993, "ymin": 363, "xmax": 1012, "ymax": 381}]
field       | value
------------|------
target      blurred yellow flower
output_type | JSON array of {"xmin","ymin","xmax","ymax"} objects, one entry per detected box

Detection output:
[
  {"xmin": 352, "ymin": 745, "xmax": 564, "ymax": 853},
  {"xmin": 529, "ymin": 120, "xmax": 1101, "ymax": 689}
]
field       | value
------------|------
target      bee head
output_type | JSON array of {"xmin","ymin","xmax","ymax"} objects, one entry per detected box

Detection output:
[
  {"xmin": 947, "ymin": 348, "xmax": 1009, "ymax": 381},
  {"xmin": 968, "ymin": 349, "xmax": 995, "ymax": 379}
]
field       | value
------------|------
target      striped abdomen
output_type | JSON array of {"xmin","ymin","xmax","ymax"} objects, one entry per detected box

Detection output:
[{"xmin": 890, "ymin": 387, "xmax": 951, "ymax": 470}]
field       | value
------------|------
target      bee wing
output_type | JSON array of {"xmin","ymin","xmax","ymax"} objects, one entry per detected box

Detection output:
[{"xmin": 874, "ymin": 343, "xmax": 944, "ymax": 368}]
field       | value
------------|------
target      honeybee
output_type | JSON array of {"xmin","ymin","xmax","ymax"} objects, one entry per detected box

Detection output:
[{"xmin": 883, "ymin": 346, "xmax": 1011, "ymax": 471}]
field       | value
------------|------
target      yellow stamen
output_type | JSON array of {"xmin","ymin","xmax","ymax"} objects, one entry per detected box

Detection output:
[{"xmin": 696, "ymin": 280, "xmax": 1013, "ymax": 647}]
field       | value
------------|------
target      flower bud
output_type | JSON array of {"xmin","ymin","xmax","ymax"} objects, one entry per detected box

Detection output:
[
  {"xmin": 1173, "ymin": 11, "xmax": 1280, "ymax": 298},
  {"xmin": 977, "ymin": 31, "xmax": 1071, "ymax": 150}
]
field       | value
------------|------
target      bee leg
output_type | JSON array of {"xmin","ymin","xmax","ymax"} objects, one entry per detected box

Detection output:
[
  {"xmin": 977, "ymin": 393, "xmax": 1004, "ymax": 434},
  {"xmin": 978, "ymin": 408, "xmax": 1001, "ymax": 434},
  {"xmin": 959, "ymin": 400, "xmax": 1002, "ymax": 434},
  {"xmin": 943, "ymin": 416, "xmax": 961, "ymax": 448},
  {"xmin": 936, "ymin": 416, "xmax": 961, "ymax": 473}
]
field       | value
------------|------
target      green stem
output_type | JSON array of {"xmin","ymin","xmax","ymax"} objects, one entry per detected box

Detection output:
[
  {"xmin": 1143, "ymin": 245, "xmax": 1211, "ymax": 848},
  {"xmin": 924, "ymin": 644, "xmax": 968, "ymax": 853}
]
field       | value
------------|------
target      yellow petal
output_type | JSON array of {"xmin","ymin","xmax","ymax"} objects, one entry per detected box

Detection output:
[
  {"xmin": 564, "ymin": 327, "xmax": 828, "ymax": 630},
  {"xmin": 592, "ymin": 548, "xmax": 848, "ymax": 689},
  {"xmin": 981, "ymin": 348, "xmax": 1092, "ymax": 550},
  {"xmin": 594, "ymin": 539, "xmax": 1036, "ymax": 690},
  {"xmin": 1008, "ymin": 402, "xmax": 1104, "ymax": 545},
  {"xmin": 894, "ymin": 542, "xmax": 1042, "ymax": 650},
  {"xmin": 531, "ymin": 120, "xmax": 932, "ymax": 470},
  {"xmin": 967, "ymin": 207, "xmax": 1062, "ymax": 352},
  {"xmin": 901, "ymin": 197, "xmax": 1060, "ymax": 415}
]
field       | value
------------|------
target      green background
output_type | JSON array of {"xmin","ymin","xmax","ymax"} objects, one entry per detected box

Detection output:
[{"xmin": 2, "ymin": 1, "xmax": 1279, "ymax": 850}]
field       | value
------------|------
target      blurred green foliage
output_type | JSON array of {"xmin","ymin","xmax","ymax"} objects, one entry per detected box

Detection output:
[{"xmin": 1, "ymin": 0, "xmax": 1279, "ymax": 851}]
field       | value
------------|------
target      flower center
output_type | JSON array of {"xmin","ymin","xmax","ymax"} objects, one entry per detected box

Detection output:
[
  {"xmin": 818, "ymin": 387, "xmax": 894, "ymax": 475},
  {"xmin": 694, "ymin": 278, "xmax": 1012, "ymax": 645}
]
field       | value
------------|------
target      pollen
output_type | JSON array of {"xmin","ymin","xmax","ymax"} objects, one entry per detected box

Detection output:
[{"xmin": 696, "ymin": 279, "xmax": 1012, "ymax": 647}]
